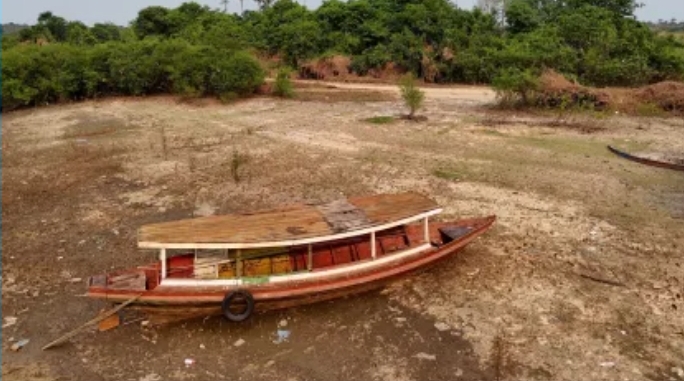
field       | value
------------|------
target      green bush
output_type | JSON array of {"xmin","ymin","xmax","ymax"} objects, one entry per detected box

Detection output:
[
  {"xmin": 399, "ymin": 73, "xmax": 425, "ymax": 119},
  {"xmin": 273, "ymin": 68, "xmax": 294, "ymax": 98},
  {"xmin": 492, "ymin": 68, "xmax": 540, "ymax": 105},
  {"xmin": 1, "ymin": 40, "xmax": 265, "ymax": 111},
  {"xmin": 207, "ymin": 50, "xmax": 265, "ymax": 97}
]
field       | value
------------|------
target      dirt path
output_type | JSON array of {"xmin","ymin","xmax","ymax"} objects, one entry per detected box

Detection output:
[
  {"xmin": 2, "ymin": 86, "xmax": 683, "ymax": 381},
  {"xmin": 291, "ymin": 79, "xmax": 498, "ymax": 102}
]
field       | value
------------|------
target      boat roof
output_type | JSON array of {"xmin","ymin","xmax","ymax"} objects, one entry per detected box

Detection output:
[{"xmin": 138, "ymin": 192, "xmax": 441, "ymax": 249}]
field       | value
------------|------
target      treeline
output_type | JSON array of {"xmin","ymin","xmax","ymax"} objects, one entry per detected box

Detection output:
[
  {"xmin": 646, "ymin": 19, "xmax": 684, "ymax": 32},
  {"xmin": 3, "ymin": 0, "xmax": 684, "ymax": 111}
]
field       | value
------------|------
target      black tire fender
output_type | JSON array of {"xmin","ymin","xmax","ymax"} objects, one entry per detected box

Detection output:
[{"xmin": 221, "ymin": 289, "xmax": 255, "ymax": 322}]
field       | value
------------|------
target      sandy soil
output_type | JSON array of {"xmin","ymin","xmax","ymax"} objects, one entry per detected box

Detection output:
[{"xmin": 2, "ymin": 83, "xmax": 684, "ymax": 381}]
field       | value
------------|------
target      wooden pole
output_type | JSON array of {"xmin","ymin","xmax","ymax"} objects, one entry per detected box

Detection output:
[
  {"xmin": 371, "ymin": 232, "xmax": 376, "ymax": 259},
  {"xmin": 42, "ymin": 294, "xmax": 142, "ymax": 350},
  {"xmin": 307, "ymin": 244, "xmax": 313, "ymax": 271}
]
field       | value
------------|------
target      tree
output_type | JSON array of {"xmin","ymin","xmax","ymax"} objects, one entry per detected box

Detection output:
[
  {"xmin": 399, "ymin": 73, "xmax": 425, "ymax": 119},
  {"xmin": 505, "ymin": 0, "xmax": 541, "ymax": 34},
  {"xmin": 254, "ymin": 0, "xmax": 275, "ymax": 10},
  {"xmin": 35, "ymin": 11, "xmax": 68, "ymax": 42},
  {"xmin": 134, "ymin": 6, "xmax": 171, "ymax": 38},
  {"xmin": 220, "ymin": 0, "xmax": 229, "ymax": 13},
  {"xmin": 66, "ymin": 21, "xmax": 96, "ymax": 45},
  {"xmin": 91, "ymin": 23, "xmax": 122, "ymax": 42}
]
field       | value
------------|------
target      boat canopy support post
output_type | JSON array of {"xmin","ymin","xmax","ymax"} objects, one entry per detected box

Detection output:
[
  {"xmin": 424, "ymin": 217, "xmax": 429, "ymax": 243},
  {"xmin": 236, "ymin": 249, "xmax": 243, "ymax": 277},
  {"xmin": 307, "ymin": 244, "xmax": 313, "ymax": 271},
  {"xmin": 160, "ymin": 248, "xmax": 167, "ymax": 279},
  {"xmin": 371, "ymin": 232, "xmax": 377, "ymax": 259}
]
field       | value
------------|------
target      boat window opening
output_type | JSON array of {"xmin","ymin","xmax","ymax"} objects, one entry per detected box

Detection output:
[
  {"xmin": 194, "ymin": 249, "xmax": 232, "ymax": 279},
  {"xmin": 158, "ymin": 225, "xmax": 415, "ymax": 281}
]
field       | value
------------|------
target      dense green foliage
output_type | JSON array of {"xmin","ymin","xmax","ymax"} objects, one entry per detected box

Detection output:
[
  {"xmin": 3, "ymin": 0, "xmax": 684, "ymax": 111},
  {"xmin": 2, "ymin": 39, "xmax": 264, "ymax": 110}
]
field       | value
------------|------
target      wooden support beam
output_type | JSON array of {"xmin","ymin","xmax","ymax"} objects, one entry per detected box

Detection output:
[
  {"xmin": 371, "ymin": 232, "xmax": 376, "ymax": 259},
  {"xmin": 307, "ymin": 244, "xmax": 313, "ymax": 271}
]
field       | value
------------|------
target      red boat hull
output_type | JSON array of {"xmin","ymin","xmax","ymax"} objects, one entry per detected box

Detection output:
[{"xmin": 87, "ymin": 216, "xmax": 495, "ymax": 322}]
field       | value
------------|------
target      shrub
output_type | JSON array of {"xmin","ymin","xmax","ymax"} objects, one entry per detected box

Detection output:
[
  {"xmin": 207, "ymin": 50, "xmax": 265, "ymax": 97},
  {"xmin": 2, "ymin": 40, "xmax": 265, "ymax": 110},
  {"xmin": 273, "ymin": 67, "xmax": 294, "ymax": 98},
  {"xmin": 398, "ymin": 73, "xmax": 425, "ymax": 119},
  {"xmin": 492, "ymin": 68, "xmax": 540, "ymax": 105}
]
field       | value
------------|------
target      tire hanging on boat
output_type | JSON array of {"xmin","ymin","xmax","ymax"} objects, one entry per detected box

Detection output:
[{"xmin": 221, "ymin": 289, "xmax": 255, "ymax": 322}]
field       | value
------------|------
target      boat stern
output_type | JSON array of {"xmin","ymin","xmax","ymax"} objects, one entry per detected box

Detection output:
[{"xmin": 86, "ymin": 268, "xmax": 153, "ymax": 300}]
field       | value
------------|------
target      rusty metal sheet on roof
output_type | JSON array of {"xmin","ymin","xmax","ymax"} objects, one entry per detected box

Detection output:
[{"xmin": 137, "ymin": 192, "xmax": 439, "ymax": 247}]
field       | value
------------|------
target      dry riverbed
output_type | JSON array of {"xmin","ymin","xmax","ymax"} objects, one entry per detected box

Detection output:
[{"xmin": 2, "ymin": 83, "xmax": 683, "ymax": 381}]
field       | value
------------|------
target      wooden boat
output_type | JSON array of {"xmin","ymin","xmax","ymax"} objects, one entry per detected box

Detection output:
[
  {"xmin": 607, "ymin": 145, "xmax": 684, "ymax": 172},
  {"xmin": 86, "ymin": 192, "xmax": 496, "ymax": 323}
]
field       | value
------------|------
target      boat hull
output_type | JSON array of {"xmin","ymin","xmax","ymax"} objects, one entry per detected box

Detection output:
[
  {"xmin": 607, "ymin": 145, "xmax": 684, "ymax": 172},
  {"xmin": 87, "ymin": 216, "xmax": 495, "ymax": 322}
]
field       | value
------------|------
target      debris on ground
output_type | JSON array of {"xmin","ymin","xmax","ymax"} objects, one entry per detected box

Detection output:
[
  {"xmin": 234, "ymin": 338, "xmax": 245, "ymax": 347},
  {"xmin": 265, "ymin": 360, "xmax": 275, "ymax": 367},
  {"xmin": 672, "ymin": 367, "xmax": 684, "ymax": 378},
  {"xmin": 11, "ymin": 339, "xmax": 30, "ymax": 352},
  {"xmin": 273, "ymin": 330, "xmax": 291, "ymax": 344},
  {"xmin": 184, "ymin": 358, "xmax": 195, "ymax": 368},
  {"xmin": 600, "ymin": 361, "xmax": 616, "ymax": 368},
  {"xmin": 69, "ymin": 278, "xmax": 83, "ymax": 283},
  {"xmin": 413, "ymin": 352, "xmax": 436, "ymax": 361},
  {"xmin": 139, "ymin": 374, "xmax": 162, "ymax": 381},
  {"xmin": 98, "ymin": 313, "xmax": 121, "ymax": 332},
  {"xmin": 199, "ymin": 344, "xmax": 206, "ymax": 349},
  {"xmin": 3, "ymin": 316, "xmax": 18, "ymax": 328},
  {"xmin": 434, "ymin": 322, "xmax": 450, "ymax": 332},
  {"xmin": 279, "ymin": 319, "xmax": 288, "ymax": 327}
]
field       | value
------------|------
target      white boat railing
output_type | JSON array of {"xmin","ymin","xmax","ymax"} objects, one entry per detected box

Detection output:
[{"xmin": 157, "ymin": 211, "xmax": 438, "ymax": 281}]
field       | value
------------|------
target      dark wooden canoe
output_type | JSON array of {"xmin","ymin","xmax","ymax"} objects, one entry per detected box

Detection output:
[{"xmin": 607, "ymin": 145, "xmax": 684, "ymax": 172}]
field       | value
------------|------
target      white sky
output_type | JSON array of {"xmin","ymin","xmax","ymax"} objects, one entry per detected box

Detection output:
[{"xmin": 2, "ymin": 0, "xmax": 682, "ymax": 26}]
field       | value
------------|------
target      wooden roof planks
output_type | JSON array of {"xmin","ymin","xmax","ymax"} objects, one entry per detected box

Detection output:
[{"xmin": 138, "ymin": 192, "xmax": 441, "ymax": 249}]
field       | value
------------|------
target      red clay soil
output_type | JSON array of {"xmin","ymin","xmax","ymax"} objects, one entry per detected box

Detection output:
[
  {"xmin": 536, "ymin": 70, "xmax": 611, "ymax": 109},
  {"xmin": 634, "ymin": 81, "xmax": 684, "ymax": 113},
  {"xmin": 299, "ymin": 55, "xmax": 352, "ymax": 80}
]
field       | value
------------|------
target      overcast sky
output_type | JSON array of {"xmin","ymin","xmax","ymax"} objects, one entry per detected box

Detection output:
[{"xmin": 2, "ymin": 0, "xmax": 682, "ymax": 26}]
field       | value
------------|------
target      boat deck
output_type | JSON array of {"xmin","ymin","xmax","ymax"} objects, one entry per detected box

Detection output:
[{"xmin": 138, "ymin": 192, "xmax": 440, "ymax": 248}]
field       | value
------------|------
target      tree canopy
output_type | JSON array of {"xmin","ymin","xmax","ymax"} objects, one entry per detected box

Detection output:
[{"xmin": 3, "ymin": 0, "xmax": 683, "ymax": 111}]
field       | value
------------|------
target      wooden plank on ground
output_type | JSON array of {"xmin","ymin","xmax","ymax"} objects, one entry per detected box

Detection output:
[{"xmin": 42, "ymin": 294, "xmax": 142, "ymax": 350}]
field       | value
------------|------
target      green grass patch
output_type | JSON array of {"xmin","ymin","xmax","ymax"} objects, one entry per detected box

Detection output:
[
  {"xmin": 432, "ymin": 168, "xmax": 463, "ymax": 181},
  {"xmin": 365, "ymin": 116, "xmax": 395, "ymax": 124},
  {"xmin": 478, "ymin": 128, "xmax": 507, "ymax": 136},
  {"xmin": 635, "ymin": 102, "xmax": 666, "ymax": 117}
]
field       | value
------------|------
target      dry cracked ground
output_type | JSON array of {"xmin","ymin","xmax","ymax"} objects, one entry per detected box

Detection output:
[{"xmin": 2, "ymin": 82, "xmax": 683, "ymax": 381}]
